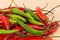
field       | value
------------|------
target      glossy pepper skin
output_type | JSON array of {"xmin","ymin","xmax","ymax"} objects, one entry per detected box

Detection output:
[
  {"xmin": 9, "ymin": 19, "xmax": 17, "ymax": 24},
  {"xmin": 8, "ymin": 35, "xmax": 19, "ymax": 40},
  {"xmin": 25, "ymin": 9, "xmax": 40, "ymax": 21},
  {"xmin": 18, "ymin": 36, "xmax": 45, "ymax": 40},
  {"xmin": 27, "ymin": 23, "xmax": 43, "ymax": 30},
  {"xmin": 44, "ymin": 24, "xmax": 59, "ymax": 36},
  {"xmin": 9, "ymin": 13, "xmax": 44, "ymax": 26},
  {"xmin": 0, "ymin": 29, "xmax": 19, "ymax": 34},
  {"xmin": 0, "ymin": 14, "xmax": 10, "ymax": 29},
  {"xmin": 11, "ymin": 8, "xmax": 34, "ymax": 19},
  {"xmin": 36, "ymin": 7, "xmax": 47, "ymax": 21},
  {"xmin": 0, "ymin": 34, "xmax": 6, "ymax": 40},
  {"xmin": 9, "ymin": 14, "xmax": 26, "ymax": 22},
  {"xmin": 28, "ymin": 19, "xmax": 44, "ymax": 26},
  {"xmin": 14, "ymin": 24, "xmax": 24, "ymax": 31},
  {"xmin": 26, "ymin": 13, "xmax": 34, "ymax": 19},
  {"xmin": 45, "ymin": 37, "xmax": 52, "ymax": 40},
  {"xmin": 50, "ymin": 21, "xmax": 58, "ymax": 27},
  {"xmin": 12, "ymin": 18, "xmax": 45, "ymax": 36}
]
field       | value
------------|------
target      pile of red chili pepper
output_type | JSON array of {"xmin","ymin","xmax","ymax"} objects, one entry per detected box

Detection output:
[{"xmin": 0, "ymin": 5, "xmax": 60, "ymax": 40}]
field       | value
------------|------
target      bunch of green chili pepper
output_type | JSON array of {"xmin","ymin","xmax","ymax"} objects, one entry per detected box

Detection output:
[
  {"xmin": 0, "ymin": 4, "xmax": 59, "ymax": 38},
  {"xmin": 7, "ymin": 8, "xmax": 45, "ymax": 36},
  {"xmin": 11, "ymin": 17, "xmax": 45, "ymax": 36},
  {"xmin": 10, "ymin": 8, "xmax": 44, "ymax": 26},
  {"xmin": 0, "ymin": 14, "xmax": 19, "ymax": 34},
  {"xmin": 0, "ymin": 7, "xmax": 45, "ymax": 36}
]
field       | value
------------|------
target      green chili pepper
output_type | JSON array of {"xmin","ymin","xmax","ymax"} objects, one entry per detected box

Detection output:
[
  {"xmin": 25, "ymin": 9, "xmax": 40, "ymax": 21},
  {"xmin": 26, "ymin": 13, "xmax": 34, "ymax": 19},
  {"xmin": 23, "ymin": 4, "xmax": 40, "ymax": 21},
  {"xmin": 9, "ymin": 19, "xmax": 17, "ymax": 23},
  {"xmin": 9, "ymin": 14, "xmax": 26, "ymax": 22},
  {"xmin": 12, "ymin": 18, "xmax": 45, "ymax": 36},
  {"xmin": 28, "ymin": 19, "xmax": 44, "ymax": 25},
  {"xmin": 11, "ymin": 8, "xmax": 34, "ymax": 19},
  {"xmin": 0, "ymin": 29, "xmax": 19, "ymax": 34}
]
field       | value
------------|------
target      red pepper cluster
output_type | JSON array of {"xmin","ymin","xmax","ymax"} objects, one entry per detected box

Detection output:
[{"xmin": 0, "ymin": 7, "xmax": 59, "ymax": 40}]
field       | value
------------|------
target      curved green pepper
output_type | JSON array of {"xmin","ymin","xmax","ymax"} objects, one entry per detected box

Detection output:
[
  {"xmin": 26, "ymin": 9, "xmax": 40, "ymax": 21},
  {"xmin": 9, "ymin": 14, "xmax": 26, "ymax": 22},
  {"xmin": 9, "ymin": 19, "xmax": 17, "ymax": 23},
  {"xmin": 11, "ymin": 8, "xmax": 34, "ymax": 19},
  {"xmin": 28, "ymin": 19, "xmax": 44, "ymax": 25},
  {"xmin": 12, "ymin": 18, "xmax": 45, "ymax": 36},
  {"xmin": 26, "ymin": 13, "xmax": 34, "ymax": 19},
  {"xmin": 23, "ymin": 4, "xmax": 40, "ymax": 21},
  {"xmin": 0, "ymin": 29, "xmax": 19, "ymax": 34}
]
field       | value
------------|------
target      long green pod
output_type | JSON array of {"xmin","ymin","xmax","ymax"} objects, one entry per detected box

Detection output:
[
  {"xmin": 9, "ymin": 19, "xmax": 17, "ymax": 23},
  {"xmin": 0, "ymin": 29, "xmax": 19, "ymax": 34},
  {"xmin": 26, "ymin": 9, "xmax": 40, "ymax": 21},
  {"xmin": 12, "ymin": 18, "xmax": 45, "ymax": 36},
  {"xmin": 28, "ymin": 19, "xmax": 44, "ymax": 25},
  {"xmin": 26, "ymin": 13, "xmax": 34, "ymax": 19},
  {"xmin": 9, "ymin": 14, "xmax": 26, "ymax": 22},
  {"xmin": 11, "ymin": 8, "xmax": 34, "ymax": 19},
  {"xmin": 23, "ymin": 4, "xmax": 40, "ymax": 21}
]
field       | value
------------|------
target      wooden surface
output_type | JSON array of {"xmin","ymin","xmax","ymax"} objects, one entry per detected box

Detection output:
[{"xmin": 0, "ymin": 0, "xmax": 60, "ymax": 40}]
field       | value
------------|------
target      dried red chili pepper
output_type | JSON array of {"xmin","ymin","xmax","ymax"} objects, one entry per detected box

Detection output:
[{"xmin": 0, "ymin": 14, "xmax": 10, "ymax": 29}]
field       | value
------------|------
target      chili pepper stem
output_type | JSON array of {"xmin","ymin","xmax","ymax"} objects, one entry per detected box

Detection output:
[
  {"xmin": 57, "ymin": 20, "xmax": 60, "ymax": 23},
  {"xmin": 42, "ymin": 4, "xmax": 48, "ymax": 10},
  {"xmin": 45, "ymin": 5, "xmax": 60, "ymax": 15},
  {"xmin": 17, "ymin": 32, "xmax": 23, "ymax": 38},
  {"xmin": 43, "ymin": 35, "xmax": 60, "ymax": 38},
  {"xmin": 45, "ymin": 16, "xmax": 54, "ymax": 31}
]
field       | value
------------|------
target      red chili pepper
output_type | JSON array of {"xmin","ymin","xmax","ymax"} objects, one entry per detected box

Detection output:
[
  {"xmin": 8, "ymin": 7, "xmax": 25, "ymax": 11},
  {"xmin": 36, "ymin": 7, "xmax": 47, "ymax": 21},
  {"xmin": 49, "ymin": 26, "xmax": 58, "ymax": 34},
  {"xmin": 44, "ymin": 31, "xmax": 50, "ymax": 36},
  {"xmin": 3, "ymin": 7, "xmax": 24, "ymax": 14},
  {"xmin": 43, "ymin": 22, "xmax": 49, "ymax": 27},
  {"xmin": 0, "ymin": 34, "xmax": 6, "ymax": 40},
  {"xmin": 18, "ymin": 36, "xmax": 45, "ymax": 40},
  {"xmin": 14, "ymin": 24, "xmax": 24, "ymax": 31},
  {"xmin": 0, "ymin": 14, "xmax": 10, "ymax": 29},
  {"xmin": 7, "ymin": 35, "xmax": 19, "ymax": 40},
  {"xmin": 11, "ymin": 7, "xmax": 25, "ymax": 11},
  {"xmin": 50, "ymin": 21, "xmax": 58, "ymax": 27},
  {"xmin": 45, "ymin": 37, "xmax": 52, "ymax": 40},
  {"xmin": 0, "ymin": 11, "xmax": 3, "ymax": 14},
  {"xmin": 0, "ymin": 21, "xmax": 3, "ymax": 26},
  {"xmin": 26, "ymin": 23, "xmax": 43, "ymax": 30},
  {"xmin": 5, "ymin": 11, "xmax": 12, "ymax": 14},
  {"xmin": 18, "ymin": 7, "xmax": 25, "ymax": 11},
  {"xmin": 44, "ymin": 24, "xmax": 59, "ymax": 36}
]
